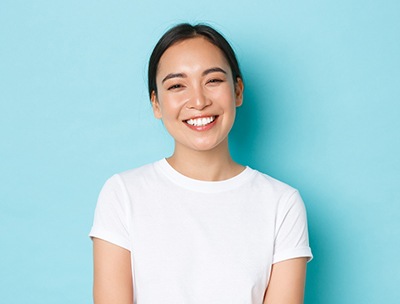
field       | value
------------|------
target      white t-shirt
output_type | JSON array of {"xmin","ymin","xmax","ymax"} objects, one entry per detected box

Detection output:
[{"xmin": 90, "ymin": 159, "xmax": 312, "ymax": 303}]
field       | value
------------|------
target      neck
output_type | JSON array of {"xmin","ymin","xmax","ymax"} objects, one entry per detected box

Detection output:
[{"xmin": 166, "ymin": 140, "xmax": 245, "ymax": 181}]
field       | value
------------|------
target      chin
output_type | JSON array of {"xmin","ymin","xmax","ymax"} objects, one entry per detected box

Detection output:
[{"xmin": 190, "ymin": 141, "xmax": 226, "ymax": 152}]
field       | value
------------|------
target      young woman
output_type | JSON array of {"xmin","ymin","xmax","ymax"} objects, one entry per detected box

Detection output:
[{"xmin": 90, "ymin": 23, "xmax": 312, "ymax": 304}]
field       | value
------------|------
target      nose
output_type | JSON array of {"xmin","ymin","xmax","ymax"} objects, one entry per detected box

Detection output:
[{"xmin": 186, "ymin": 86, "xmax": 211, "ymax": 110}]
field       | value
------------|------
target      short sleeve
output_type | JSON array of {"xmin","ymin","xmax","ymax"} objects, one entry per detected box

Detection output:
[
  {"xmin": 272, "ymin": 190, "xmax": 313, "ymax": 264},
  {"xmin": 89, "ymin": 174, "xmax": 132, "ymax": 251}
]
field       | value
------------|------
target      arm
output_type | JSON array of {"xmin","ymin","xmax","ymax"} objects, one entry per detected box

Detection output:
[
  {"xmin": 93, "ymin": 237, "xmax": 133, "ymax": 304},
  {"xmin": 263, "ymin": 257, "xmax": 308, "ymax": 304}
]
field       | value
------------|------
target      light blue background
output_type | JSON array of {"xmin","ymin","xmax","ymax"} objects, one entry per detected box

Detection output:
[{"xmin": 1, "ymin": 0, "xmax": 399, "ymax": 303}]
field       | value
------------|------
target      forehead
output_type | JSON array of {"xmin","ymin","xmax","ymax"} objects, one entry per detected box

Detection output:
[{"xmin": 157, "ymin": 37, "xmax": 230, "ymax": 75}]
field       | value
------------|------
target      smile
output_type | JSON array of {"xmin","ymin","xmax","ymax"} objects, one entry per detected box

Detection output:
[{"xmin": 185, "ymin": 116, "xmax": 217, "ymax": 127}]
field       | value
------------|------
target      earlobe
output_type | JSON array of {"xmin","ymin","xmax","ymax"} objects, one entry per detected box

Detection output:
[
  {"xmin": 235, "ymin": 78, "xmax": 244, "ymax": 107},
  {"xmin": 151, "ymin": 91, "xmax": 162, "ymax": 119}
]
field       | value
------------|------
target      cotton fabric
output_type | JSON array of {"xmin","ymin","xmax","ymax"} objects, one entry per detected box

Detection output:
[{"xmin": 90, "ymin": 159, "xmax": 312, "ymax": 303}]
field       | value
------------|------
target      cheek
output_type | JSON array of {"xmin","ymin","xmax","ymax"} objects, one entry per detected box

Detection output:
[
  {"xmin": 158, "ymin": 98, "xmax": 184, "ymax": 119},
  {"xmin": 211, "ymin": 87, "xmax": 237, "ymax": 105}
]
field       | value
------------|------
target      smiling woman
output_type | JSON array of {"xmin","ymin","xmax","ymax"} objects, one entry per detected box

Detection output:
[
  {"xmin": 151, "ymin": 36, "xmax": 243, "ymax": 158},
  {"xmin": 89, "ymin": 23, "xmax": 312, "ymax": 304}
]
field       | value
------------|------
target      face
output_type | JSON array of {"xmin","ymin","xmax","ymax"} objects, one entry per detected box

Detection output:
[{"xmin": 151, "ymin": 37, "xmax": 244, "ymax": 154}]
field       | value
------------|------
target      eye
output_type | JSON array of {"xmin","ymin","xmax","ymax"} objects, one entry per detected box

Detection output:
[
  {"xmin": 207, "ymin": 78, "xmax": 224, "ymax": 84},
  {"xmin": 167, "ymin": 84, "xmax": 184, "ymax": 90}
]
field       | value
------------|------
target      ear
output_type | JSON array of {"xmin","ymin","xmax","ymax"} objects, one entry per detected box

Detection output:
[
  {"xmin": 235, "ymin": 78, "xmax": 244, "ymax": 107},
  {"xmin": 151, "ymin": 91, "xmax": 162, "ymax": 119}
]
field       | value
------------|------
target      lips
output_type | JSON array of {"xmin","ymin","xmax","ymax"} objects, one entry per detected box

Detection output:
[{"xmin": 184, "ymin": 116, "xmax": 217, "ymax": 127}]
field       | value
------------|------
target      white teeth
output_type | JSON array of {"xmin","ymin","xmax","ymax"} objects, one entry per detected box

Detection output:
[{"xmin": 186, "ymin": 116, "xmax": 215, "ymax": 127}]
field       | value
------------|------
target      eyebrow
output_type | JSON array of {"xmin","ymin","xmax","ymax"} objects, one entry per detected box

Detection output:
[
  {"xmin": 162, "ymin": 73, "xmax": 186, "ymax": 84},
  {"xmin": 161, "ymin": 67, "xmax": 227, "ymax": 84},
  {"xmin": 202, "ymin": 67, "xmax": 227, "ymax": 76}
]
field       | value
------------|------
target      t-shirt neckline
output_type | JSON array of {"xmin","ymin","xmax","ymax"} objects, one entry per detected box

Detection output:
[{"xmin": 155, "ymin": 158, "xmax": 256, "ymax": 193}]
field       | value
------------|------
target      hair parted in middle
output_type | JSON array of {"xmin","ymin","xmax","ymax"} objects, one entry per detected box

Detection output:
[{"xmin": 147, "ymin": 23, "xmax": 243, "ymax": 99}]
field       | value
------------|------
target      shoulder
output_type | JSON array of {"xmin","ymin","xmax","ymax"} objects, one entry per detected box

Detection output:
[
  {"xmin": 116, "ymin": 160, "xmax": 162, "ymax": 182},
  {"xmin": 249, "ymin": 168, "xmax": 298, "ymax": 197},
  {"xmin": 243, "ymin": 168, "xmax": 307, "ymax": 216},
  {"xmin": 100, "ymin": 160, "xmax": 163, "ymax": 193}
]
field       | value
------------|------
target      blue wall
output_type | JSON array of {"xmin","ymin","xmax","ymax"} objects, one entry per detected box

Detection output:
[{"xmin": 1, "ymin": 1, "xmax": 399, "ymax": 303}]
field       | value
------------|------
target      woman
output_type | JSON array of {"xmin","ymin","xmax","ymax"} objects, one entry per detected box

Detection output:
[{"xmin": 90, "ymin": 23, "xmax": 312, "ymax": 304}]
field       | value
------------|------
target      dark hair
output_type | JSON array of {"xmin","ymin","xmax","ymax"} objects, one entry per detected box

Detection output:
[{"xmin": 148, "ymin": 23, "xmax": 242, "ymax": 98}]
